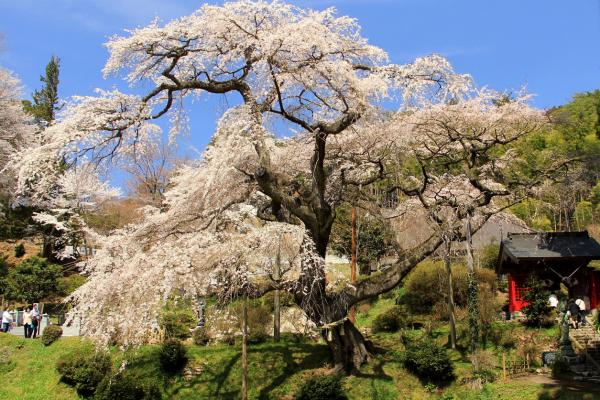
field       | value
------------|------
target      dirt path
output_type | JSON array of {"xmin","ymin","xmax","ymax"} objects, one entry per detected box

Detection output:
[{"xmin": 514, "ymin": 374, "xmax": 600, "ymax": 396}]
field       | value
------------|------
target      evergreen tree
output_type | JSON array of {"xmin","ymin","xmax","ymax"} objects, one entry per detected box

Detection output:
[
  {"xmin": 23, "ymin": 55, "xmax": 61, "ymax": 124},
  {"xmin": 522, "ymin": 275, "xmax": 551, "ymax": 327},
  {"xmin": 7, "ymin": 257, "xmax": 63, "ymax": 303},
  {"xmin": 20, "ymin": 56, "xmax": 65, "ymax": 258}
]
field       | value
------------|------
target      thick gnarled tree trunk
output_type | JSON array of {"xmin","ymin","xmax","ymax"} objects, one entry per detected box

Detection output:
[
  {"xmin": 324, "ymin": 318, "xmax": 372, "ymax": 373},
  {"xmin": 293, "ymin": 234, "xmax": 372, "ymax": 373}
]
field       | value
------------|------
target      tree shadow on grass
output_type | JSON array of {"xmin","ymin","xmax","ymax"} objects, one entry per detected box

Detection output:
[
  {"xmin": 353, "ymin": 357, "xmax": 393, "ymax": 380},
  {"xmin": 121, "ymin": 347, "xmax": 165, "ymax": 379},
  {"xmin": 165, "ymin": 341, "xmax": 329, "ymax": 400},
  {"xmin": 213, "ymin": 352, "xmax": 242, "ymax": 399},
  {"xmin": 537, "ymin": 380, "xmax": 600, "ymax": 400},
  {"xmin": 257, "ymin": 342, "xmax": 330, "ymax": 399},
  {"xmin": 168, "ymin": 352, "xmax": 241, "ymax": 400}
]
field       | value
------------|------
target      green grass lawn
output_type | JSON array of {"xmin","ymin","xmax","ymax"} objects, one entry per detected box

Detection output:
[
  {"xmin": 0, "ymin": 335, "xmax": 88, "ymax": 400},
  {"xmin": 0, "ymin": 299, "xmax": 598, "ymax": 400}
]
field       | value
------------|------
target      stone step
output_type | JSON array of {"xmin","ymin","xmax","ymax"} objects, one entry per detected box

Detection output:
[{"xmin": 571, "ymin": 365, "xmax": 599, "ymax": 375}]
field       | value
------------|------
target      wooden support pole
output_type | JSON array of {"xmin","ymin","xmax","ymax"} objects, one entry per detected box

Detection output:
[
  {"xmin": 349, "ymin": 207, "xmax": 357, "ymax": 323},
  {"xmin": 502, "ymin": 353, "xmax": 507, "ymax": 380},
  {"xmin": 273, "ymin": 245, "xmax": 281, "ymax": 343},
  {"xmin": 465, "ymin": 214, "xmax": 479, "ymax": 352},
  {"xmin": 512, "ymin": 354, "xmax": 515, "ymax": 375},
  {"xmin": 445, "ymin": 240, "xmax": 456, "ymax": 350},
  {"xmin": 241, "ymin": 298, "xmax": 248, "ymax": 400}
]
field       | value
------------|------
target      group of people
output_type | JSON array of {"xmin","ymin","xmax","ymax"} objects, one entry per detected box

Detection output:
[
  {"xmin": 549, "ymin": 294, "xmax": 588, "ymax": 329},
  {"xmin": 1, "ymin": 303, "xmax": 42, "ymax": 338},
  {"xmin": 567, "ymin": 298, "xmax": 588, "ymax": 329}
]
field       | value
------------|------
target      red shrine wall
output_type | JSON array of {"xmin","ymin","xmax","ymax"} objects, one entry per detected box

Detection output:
[
  {"xmin": 591, "ymin": 270, "xmax": 599, "ymax": 310},
  {"xmin": 508, "ymin": 273, "xmax": 529, "ymax": 313},
  {"xmin": 508, "ymin": 270, "xmax": 600, "ymax": 312}
]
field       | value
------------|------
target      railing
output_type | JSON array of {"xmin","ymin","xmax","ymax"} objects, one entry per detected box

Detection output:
[
  {"xmin": 3, "ymin": 311, "xmax": 67, "ymax": 328},
  {"xmin": 501, "ymin": 352, "xmax": 535, "ymax": 378}
]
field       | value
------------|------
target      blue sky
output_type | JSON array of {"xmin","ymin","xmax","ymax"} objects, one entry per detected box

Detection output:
[{"xmin": 1, "ymin": 0, "xmax": 599, "ymax": 161}]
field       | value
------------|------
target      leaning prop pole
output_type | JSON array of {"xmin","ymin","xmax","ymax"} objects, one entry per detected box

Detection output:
[
  {"xmin": 241, "ymin": 297, "xmax": 248, "ymax": 400},
  {"xmin": 465, "ymin": 214, "xmax": 479, "ymax": 352},
  {"xmin": 444, "ymin": 238, "xmax": 457, "ymax": 349},
  {"xmin": 349, "ymin": 207, "xmax": 358, "ymax": 323},
  {"xmin": 273, "ymin": 244, "xmax": 281, "ymax": 342}
]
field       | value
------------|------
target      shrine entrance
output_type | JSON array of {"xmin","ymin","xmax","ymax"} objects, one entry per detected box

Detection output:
[{"xmin": 497, "ymin": 232, "xmax": 600, "ymax": 314}]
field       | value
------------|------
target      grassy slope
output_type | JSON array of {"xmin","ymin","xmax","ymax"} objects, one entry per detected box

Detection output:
[
  {"xmin": 0, "ymin": 335, "xmax": 88, "ymax": 400},
  {"xmin": 0, "ymin": 301, "xmax": 598, "ymax": 400}
]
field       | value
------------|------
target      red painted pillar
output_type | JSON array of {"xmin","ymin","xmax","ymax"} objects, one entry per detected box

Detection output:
[
  {"xmin": 508, "ymin": 274, "xmax": 515, "ymax": 313},
  {"xmin": 509, "ymin": 274, "xmax": 529, "ymax": 312},
  {"xmin": 590, "ymin": 270, "xmax": 598, "ymax": 310}
]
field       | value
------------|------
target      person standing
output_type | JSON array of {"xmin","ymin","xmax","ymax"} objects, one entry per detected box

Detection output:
[
  {"xmin": 22, "ymin": 308, "xmax": 32, "ymax": 338},
  {"xmin": 30, "ymin": 303, "xmax": 40, "ymax": 338},
  {"xmin": 568, "ymin": 299, "xmax": 581, "ymax": 329},
  {"xmin": 548, "ymin": 294, "xmax": 559, "ymax": 308},
  {"xmin": 575, "ymin": 297, "xmax": 587, "ymax": 326},
  {"xmin": 1, "ymin": 308, "xmax": 13, "ymax": 333}
]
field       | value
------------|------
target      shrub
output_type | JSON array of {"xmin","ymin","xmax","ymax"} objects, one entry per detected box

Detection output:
[
  {"xmin": 473, "ymin": 369, "xmax": 496, "ymax": 383},
  {"xmin": 402, "ymin": 340, "xmax": 454, "ymax": 384},
  {"xmin": 372, "ymin": 306, "xmax": 406, "ymax": 333},
  {"xmin": 478, "ymin": 283, "xmax": 501, "ymax": 346},
  {"xmin": 518, "ymin": 334, "xmax": 541, "ymax": 367},
  {"xmin": 219, "ymin": 333, "xmax": 237, "ymax": 346},
  {"xmin": 478, "ymin": 243, "xmax": 500, "ymax": 270},
  {"xmin": 192, "ymin": 328, "xmax": 210, "ymax": 346},
  {"xmin": 41, "ymin": 325, "xmax": 63, "ymax": 346},
  {"xmin": 470, "ymin": 349, "xmax": 496, "ymax": 372},
  {"xmin": 232, "ymin": 300, "xmax": 271, "ymax": 339},
  {"xmin": 295, "ymin": 375, "xmax": 346, "ymax": 400},
  {"xmin": 470, "ymin": 350, "xmax": 497, "ymax": 384},
  {"xmin": 14, "ymin": 243, "xmax": 25, "ymax": 258},
  {"xmin": 95, "ymin": 373, "xmax": 161, "ymax": 400},
  {"xmin": 260, "ymin": 290, "xmax": 295, "ymax": 309},
  {"xmin": 248, "ymin": 331, "xmax": 270, "ymax": 344},
  {"xmin": 500, "ymin": 334, "xmax": 518, "ymax": 349},
  {"xmin": 0, "ymin": 256, "xmax": 8, "ymax": 297},
  {"xmin": 159, "ymin": 339, "xmax": 188, "ymax": 372},
  {"xmin": 56, "ymin": 351, "xmax": 112, "ymax": 396},
  {"xmin": 398, "ymin": 260, "xmax": 497, "ymax": 315},
  {"xmin": 7, "ymin": 257, "xmax": 64, "ymax": 303},
  {"xmin": 488, "ymin": 325, "xmax": 502, "ymax": 348},
  {"xmin": 159, "ymin": 298, "xmax": 196, "ymax": 340},
  {"xmin": 522, "ymin": 275, "xmax": 551, "ymax": 327}
]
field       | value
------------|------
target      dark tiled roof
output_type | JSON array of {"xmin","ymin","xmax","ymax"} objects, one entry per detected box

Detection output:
[{"xmin": 500, "ymin": 232, "xmax": 600, "ymax": 266}]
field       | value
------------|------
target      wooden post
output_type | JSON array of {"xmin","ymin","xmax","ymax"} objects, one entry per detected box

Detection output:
[
  {"xmin": 445, "ymin": 239, "xmax": 456, "ymax": 349},
  {"xmin": 512, "ymin": 354, "xmax": 515, "ymax": 374},
  {"xmin": 273, "ymin": 245, "xmax": 281, "ymax": 343},
  {"xmin": 241, "ymin": 298, "xmax": 248, "ymax": 400},
  {"xmin": 465, "ymin": 215, "xmax": 478, "ymax": 352},
  {"xmin": 502, "ymin": 353, "xmax": 507, "ymax": 380},
  {"xmin": 349, "ymin": 207, "xmax": 357, "ymax": 323}
]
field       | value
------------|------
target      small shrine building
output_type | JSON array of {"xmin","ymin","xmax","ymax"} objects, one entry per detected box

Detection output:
[{"xmin": 496, "ymin": 232, "xmax": 600, "ymax": 313}]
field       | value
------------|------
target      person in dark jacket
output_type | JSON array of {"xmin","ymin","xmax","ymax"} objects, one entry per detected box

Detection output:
[
  {"xmin": 30, "ymin": 303, "xmax": 40, "ymax": 338},
  {"xmin": 568, "ymin": 299, "xmax": 580, "ymax": 329}
]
